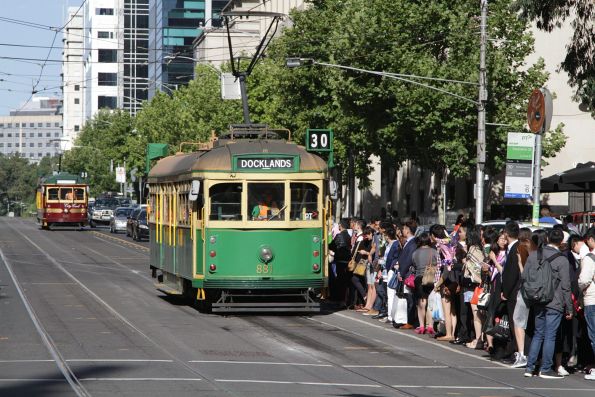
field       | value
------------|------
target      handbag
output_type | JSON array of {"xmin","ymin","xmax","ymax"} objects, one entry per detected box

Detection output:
[
  {"xmin": 347, "ymin": 241, "xmax": 362, "ymax": 272},
  {"xmin": 477, "ymin": 290, "xmax": 491, "ymax": 310},
  {"xmin": 470, "ymin": 286, "xmax": 483, "ymax": 305},
  {"xmin": 486, "ymin": 314, "xmax": 511, "ymax": 341},
  {"xmin": 404, "ymin": 269, "xmax": 416, "ymax": 289},
  {"xmin": 422, "ymin": 253, "xmax": 437, "ymax": 286},
  {"xmin": 387, "ymin": 271, "xmax": 399, "ymax": 290},
  {"xmin": 353, "ymin": 259, "xmax": 367, "ymax": 276}
]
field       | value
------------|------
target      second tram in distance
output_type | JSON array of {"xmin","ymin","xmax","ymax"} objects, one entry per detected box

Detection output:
[{"xmin": 36, "ymin": 172, "xmax": 89, "ymax": 230}]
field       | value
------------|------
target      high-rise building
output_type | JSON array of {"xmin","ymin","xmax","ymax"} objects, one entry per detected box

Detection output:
[
  {"xmin": 148, "ymin": 0, "xmax": 228, "ymax": 99},
  {"xmin": 123, "ymin": 0, "xmax": 150, "ymax": 113},
  {"xmin": 62, "ymin": 6, "xmax": 85, "ymax": 150},
  {"xmin": 0, "ymin": 97, "xmax": 63, "ymax": 163}
]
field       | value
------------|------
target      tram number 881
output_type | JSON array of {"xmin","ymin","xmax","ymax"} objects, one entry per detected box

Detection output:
[{"xmin": 256, "ymin": 264, "xmax": 273, "ymax": 274}]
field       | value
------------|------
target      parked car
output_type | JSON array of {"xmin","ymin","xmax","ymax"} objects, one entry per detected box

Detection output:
[
  {"xmin": 126, "ymin": 207, "xmax": 143, "ymax": 237},
  {"xmin": 131, "ymin": 209, "xmax": 148, "ymax": 241},
  {"xmin": 110, "ymin": 207, "xmax": 134, "ymax": 233}
]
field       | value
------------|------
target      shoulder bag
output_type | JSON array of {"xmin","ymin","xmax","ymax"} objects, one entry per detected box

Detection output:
[
  {"xmin": 347, "ymin": 241, "xmax": 362, "ymax": 272},
  {"xmin": 422, "ymin": 251, "xmax": 437, "ymax": 286}
]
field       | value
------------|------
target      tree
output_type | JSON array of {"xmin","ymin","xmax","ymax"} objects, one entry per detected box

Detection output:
[
  {"xmin": 0, "ymin": 154, "xmax": 38, "ymax": 215},
  {"xmin": 61, "ymin": 110, "xmax": 137, "ymax": 196},
  {"xmin": 249, "ymin": 0, "xmax": 565, "ymax": 185},
  {"xmin": 514, "ymin": 0, "xmax": 595, "ymax": 115}
]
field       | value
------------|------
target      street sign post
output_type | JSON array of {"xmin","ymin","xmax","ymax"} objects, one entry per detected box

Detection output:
[
  {"xmin": 527, "ymin": 88, "xmax": 553, "ymax": 226},
  {"xmin": 504, "ymin": 133, "xmax": 535, "ymax": 199},
  {"xmin": 306, "ymin": 129, "xmax": 334, "ymax": 168}
]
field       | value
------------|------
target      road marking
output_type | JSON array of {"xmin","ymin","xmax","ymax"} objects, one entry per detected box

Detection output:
[
  {"xmin": 215, "ymin": 379, "xmax": 381, "ymax": 388},
  {"xmin": 329, "ymin": 313, "xmax": 510, "ymax": 368},
  {"xmin": 0, "ymin": 379, "xmax": 65, "ymax": 382},
  {"xmin": 0, "ymin": 360, "xmax": 55, "ymax": 363},
  {"xmin": 528, "ymin": 388, "xmax": 595, "ymax": 391},
  {"xmin": 67, "ymin": 359, "xmax": 174, "ymax": 363},
  {"xmin": 189, "ymin": 360, "xmax": 332, "ymax": 367},
  {"xmin": 343, "ymin": 365, "xmax": 448, "ymax": 369},
  {"xmin": 392, "ymin": 385, "xmax": 514, "ymax": 390},
  {"xmin": 80, "ymin": 378, "xmax": 202, "ymax": 381},
  {"xmin": 91, "ymin": 231, "xmax": 149, "ymax": 252}
]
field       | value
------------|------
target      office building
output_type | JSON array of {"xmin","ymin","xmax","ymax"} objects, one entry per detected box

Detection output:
[
  {"xmin": 148, "ymin": 0, "xmax": 228, "ymax": 99},
  {"xmin": 0, "ymin": 97, "xmax": 63, "ymax": 163}
]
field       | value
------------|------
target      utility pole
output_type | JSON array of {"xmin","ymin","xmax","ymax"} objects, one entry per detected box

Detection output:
[{"xmin": 475, "ymin": 0, "xmax": 488, "ymax": 224}]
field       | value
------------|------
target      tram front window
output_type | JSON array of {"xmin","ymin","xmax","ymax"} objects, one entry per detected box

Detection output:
[
  {"xmin": 290, "ymin": 183, "xmax": 319, "ymax": 220},
  {"xmin": 60, "ymin": 188, "xmax": 74, "ymax": 200},
  {"xmin": 74, "ymin": 188, "xmax": 85, "ymax": 201},
  {"xmin": 209, "ymin": 183, "xmax": 242, "ymax": 221},
  {"xmin": 249, "ymin": 183, "xmax": 284, "ymax": 221},
  {"xmin": 48, "ymin": 188, "xmax": 59, "ymax": 201}
]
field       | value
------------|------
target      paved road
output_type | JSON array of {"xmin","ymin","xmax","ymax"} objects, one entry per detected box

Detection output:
[{"xmin": 0, "ymin": 218, "xmax": 593, "ymax": 397}]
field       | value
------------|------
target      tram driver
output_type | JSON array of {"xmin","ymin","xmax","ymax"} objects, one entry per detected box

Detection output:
[{"xmin": 251, "ymin": 189, "xmax": 280, "ymax": 220}]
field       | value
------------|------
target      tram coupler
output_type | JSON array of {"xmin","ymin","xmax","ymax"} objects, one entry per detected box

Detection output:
[{"xmin": 197, "ymin": 288, "xmax": 206, "ymax": 301}]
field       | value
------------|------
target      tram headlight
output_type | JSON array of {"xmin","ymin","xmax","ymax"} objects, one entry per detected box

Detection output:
[
  {"xmin": 209, "ymin": 236, "xmax": 217, "ymax": 244},
  {"xmin": 259, "ymin": 246, "xmax": 274, "ymax": 263},
  {"xmin": 312, "ymin": 236, "xmax": 320, "ymax": 243}
]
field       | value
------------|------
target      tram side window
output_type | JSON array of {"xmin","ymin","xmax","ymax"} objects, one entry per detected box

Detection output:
[
  {"xmin": 209, "ymin": 183, "xmax": 242, "ymax": 221},
  {"xmin": 47, "ymin": 188, "xmax": 59, "ymax": 201},
  {"xmin": 74, "ymin": 188, "xmax": 85, "ymax": 201},
  {"xmin": 290, "ymin": 183, "xmax": 319, "ymax": 220},
  {"xmin": 60, "ymin": 188, "xmax": 74, "ymax": 200},
  {"xmin": 249, "ymin": 183, "xmax": 285, "ymax": 221}
]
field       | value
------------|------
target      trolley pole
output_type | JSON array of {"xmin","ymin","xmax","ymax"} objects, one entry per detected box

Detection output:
[{"xmin": 475, "ymin": 0, "xmax": 488, "ymax": 224}]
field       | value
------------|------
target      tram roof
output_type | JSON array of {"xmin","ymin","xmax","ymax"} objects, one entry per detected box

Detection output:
[
  {"xmin": 39, "ymin": 172, "xmax": 86, "ymax": 185},
  {"xmin": 148, "ymin": 139, "xmax": 327, "ymax": 181}
]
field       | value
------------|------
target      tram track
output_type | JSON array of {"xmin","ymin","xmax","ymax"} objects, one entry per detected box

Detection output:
[
  {"xmin": 5, "ymin": 219, "xmax": 589, "ymax": 397},
  {"xmin": 3, "ymin": 219, "xmax": 240, "ymax": 397}
]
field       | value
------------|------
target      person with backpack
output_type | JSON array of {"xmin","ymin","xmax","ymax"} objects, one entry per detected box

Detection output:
[
  {"xmin": 522, "ymin": 228, "xmax": 573, "ymax": 379},
  {"xmin": 573, "ymin": 228, "xmax": 595, "ymax": 380}
]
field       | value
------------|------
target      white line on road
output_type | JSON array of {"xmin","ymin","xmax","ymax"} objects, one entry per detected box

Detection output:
[
  {"xmin": 330, "ymin": 312, "xmax": 510, "ymax": 368},
  {"xmin": 0, "ymin": 379, "xmax": 65, "ymax": 382},
  {"xmin": 0, "ymin": 360, "xmax": 55, "ymax": 363},
  {"xmin": 527, "ymin": 388, "xmax": 595, "ymax": 391},
  {"xmin": 80, "ymin": 378, "xmax": 202, "ymax": 381},
  {"xmin": 189, "ymin": 360, "xmax": 332, "ymax": 367},
  {"xmin": 392, "ymin": 385, "xmax": 514, "ymax": 390},
  {"xmin": 215, "ymin": 379, "xmax": 381, "ymax": 388},
  {"xmin": 66, "ymin": 359, "xmax": 175, "ymax": 363},
  {"xmin": 343, "ymin": 365, "xmax": 448, "ymax": 369}
]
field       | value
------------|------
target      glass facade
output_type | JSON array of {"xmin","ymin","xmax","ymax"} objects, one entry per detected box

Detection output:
[
  {"xmin": 124, "ymin": 0, "xmax": 150, "ymax": 114},
  {"xmin": 148, "ymin": 0, "xmax": 226, "ymax": 99}
]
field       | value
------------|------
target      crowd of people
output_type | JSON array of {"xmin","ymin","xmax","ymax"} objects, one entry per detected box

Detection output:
[{"xmin": 328, "ymin": 216, "xmax": 595, "ymax": 380}]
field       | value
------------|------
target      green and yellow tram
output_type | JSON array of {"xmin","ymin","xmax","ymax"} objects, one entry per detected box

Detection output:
[{"xmin": 147, "ymin": 128, "xmax": 330, "ymax": 312}]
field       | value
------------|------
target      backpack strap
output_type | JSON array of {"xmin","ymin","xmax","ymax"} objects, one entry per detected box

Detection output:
[
  {"xmin": 541, "ymin": 252, "xmax": 564, "ymax": 265},
  {"xmin": 585, "ymin": 253, "xmax": 595, "ymax": 262}
]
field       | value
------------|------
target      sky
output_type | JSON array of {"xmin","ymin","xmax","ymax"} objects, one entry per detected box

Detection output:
[{"xmin": 0, "ymin": 1, "xmax": 80, "ymax": 115}]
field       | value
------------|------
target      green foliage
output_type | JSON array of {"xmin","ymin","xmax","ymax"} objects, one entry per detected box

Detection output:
[
  {"xmin": 0, "ymin": 154, "xmax": 39, "ymax": 215},
  {"xmin": 248, "ymin": 0, "xmax": 560, "ymax": 185},
  {"xmin": 514, "ymin": 0, "xmax": 594, "ymax": 116}
]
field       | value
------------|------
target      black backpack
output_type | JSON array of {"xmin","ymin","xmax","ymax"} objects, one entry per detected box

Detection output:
[{"xmin": 521, "ymin": 252, "xmax": 563, "ymax": 306}]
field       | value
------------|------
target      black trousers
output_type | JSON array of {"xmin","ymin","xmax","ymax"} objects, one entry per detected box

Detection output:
[
  {"xmin": 331, "ymin": 262, "xmax": 349, "ymax": 303},
  {"xmin": 458, "ymin": 291, "xmax": 472, "ymax": 340}
]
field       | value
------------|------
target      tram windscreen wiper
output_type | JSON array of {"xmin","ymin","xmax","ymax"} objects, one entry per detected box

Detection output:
[{"xmin": 267, "ymin": 204, "xmax": 287, "ymax": 221}]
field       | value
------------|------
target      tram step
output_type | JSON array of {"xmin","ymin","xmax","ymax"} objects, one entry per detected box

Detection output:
[
  {"xmin": 212, "ymin": 302, "xmax": 320, "ymax": 313},
  {"xmin": 154, "ymin": 283, "xmax": 183, "ymax": 295}
]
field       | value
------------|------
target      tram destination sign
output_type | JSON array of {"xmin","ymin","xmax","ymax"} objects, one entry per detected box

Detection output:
[{"xmin": 233, "ymin": 155, "xmax": 300, "ymax": 172}]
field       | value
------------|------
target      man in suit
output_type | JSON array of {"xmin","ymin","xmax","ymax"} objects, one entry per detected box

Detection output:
[
  {"xmin": 501, "ymin": 220, "xmax": 520, "ymax": 356},
  {"xmin": 329, "ymin": 219, "xmax": 352, "ymax": 305},
  {"xmin": 394, "ymin": 219, "xmax": 418, "ymax": 329},
  {"xmin": 372, "ymin": 226, "xmax": 400, "ymax": 319}
]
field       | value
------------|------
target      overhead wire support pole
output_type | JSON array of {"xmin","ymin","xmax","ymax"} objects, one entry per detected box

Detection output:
[{"xmin": 476, "ymin": 0, "xmax": 488, "ymax": 224}]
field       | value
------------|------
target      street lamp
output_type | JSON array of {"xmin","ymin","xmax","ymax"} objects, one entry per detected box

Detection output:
[{"xmin": 286, "ymin": 57, "xmax": 486, "ymax": 223}]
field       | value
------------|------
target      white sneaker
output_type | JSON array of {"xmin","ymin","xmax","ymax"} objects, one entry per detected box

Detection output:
[
  {"xmin": 511, "ymin": 352, "xmax": 527, "ymax": 368},
  {"xmin": 557, "ymin": 366, "xmax": 570, "ymax": 376},
  {"xmin": 585, "ymin": 372, "xmax": 595, "ymax": 380}
]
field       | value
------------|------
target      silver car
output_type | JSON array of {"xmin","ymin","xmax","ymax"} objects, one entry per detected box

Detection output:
[{"xmin": 110, "ymin": 207, "xmax": 134, "ymax": 233}]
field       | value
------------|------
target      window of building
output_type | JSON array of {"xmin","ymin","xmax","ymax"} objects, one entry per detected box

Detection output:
[
  {"xmin": 29, "ymin": 153, "xmax": 34, "ymax": 158},
  {"xmin": 38, "ymin": 143, "xmax": 42, "ymax": 147},
  {"xmin": 54, "ymin": 132, "xmax": 60, "ymax": 137},
  {"xmin": 0, "ymin": 133, "xmax": 3, "ymax": 138},
  {"xmin": 74, "ymin": 125, "xmax": 80, "ymax": 132},
  {"xmin": 7, "ymin": 133, "xmax": 12, "ymax": 137},
  {"xmin": 46, "ymin": 132, "xmax": 51, "ymax": 137},
  {"xmin": 15, "ymin": 133, "xmax": 20, "ymax": 138},
  {"xmin": 7, "ymin": 123, "xmax": 12, "ymax": 128},
  {"xmin": 15, "ymin": 143, "xmax": 19, "ymax": 148},
  {"xmin": 0, "ymin": 124, "xmax": 3, "ymax": 128},
  {"xmin": 38, "ymin": 123, "xmax": 42, "ymax": 127},
  {"xmin": 29, "ymin": 133, "xmax": 34, "ymax": 137},
  {"xmin": 54, "ymin": 123, "xmax": 59, "ymax": 127},
  {"xmin": 46, "ymin": 123, "xmax": 51, "ymax": 127},
  {"xmin": 74, "ymin": 85, "xmax": 80, "ymax": 91},
  {"xmin": 46, "ymin": 152, "xmax": 51, "ymax": 157},
  {"xmin": 29, "ymin": 123, "xmax": 34, "ymax": 127},
  {"xmin": 98, "ymin": 31, "xmax": 113, "ymax": 39},
  {"xmin": 15, "ymin": 123, "xmax": 19, "ymax": 128},
  {"xmin": 0, "ymin": 143, "xmax": 3, "ymax": 147},
  {"xmin": 38, "ymin": 133, "xmax": 42, "ymax": 137},
  {"xmin": 29, "ymin": 143, "xmax": 34, "ymax": 147},
  {"xmin": 74, "ymin": 98, "xmax": 80, "ymax": 104},
  {"xmin": 38, "ymin": 153, "xmax": 43, "ymax": 157},
  {"xmin": 46, "ymin": 142, "xmax": 51, "ymax": 147},
  {"xmin": 98, "ymin": 49, "xmax": 117, "ymax": 63},
  {"xmin": 96, "ymin": 8, "xmax": 114, "ymax": 15},
  {"xmin": 98, "ymin": 72, "xmax": 117, "ymax": 86},
  {"xmin": 97, "ymin": 96, "xmax": 117, "ymax": 109},
  {"xmin": 7, "ymin": 143, "xmax": 11, "ymax": 148},
  {"xmin": 54, "ymin": 143, "xmax": 59, "ymax": 147}
]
